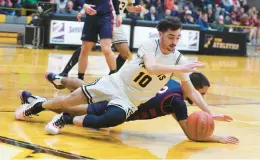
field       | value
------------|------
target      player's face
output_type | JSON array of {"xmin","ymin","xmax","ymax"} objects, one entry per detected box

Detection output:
[
  {"xmin": 159, "ymin": 28, "xmax": 181, "ymax": 53},
  {"xmin": 198, "ymin": 86, "xmax": 209, "ymax": 96},
  {"xmin": 186, "ymin": 86, "xmax": 209, "ymax": 105}
]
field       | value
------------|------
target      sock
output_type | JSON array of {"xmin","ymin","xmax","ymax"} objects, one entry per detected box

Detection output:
[
  {"xmin": 62, "ymin": 114, "xmax": 75, "ymax": 124},
  {"xmin": 60, "ymin": 48, "xmax": 81, "ymax": 75},
  {"xmin": 116, "ymin": 55, "xmax": 126, "ymax": 70},
  {"xmin": 78, "ymin": 73, "xmax": 84, "ymax": 80},
  {"xmin": 108, "ymin": 70, "xmax": 117, "ymax": 75},
  {"xmin": 30, "ymin": 102, "xmax": 44, "ymax": 115}
]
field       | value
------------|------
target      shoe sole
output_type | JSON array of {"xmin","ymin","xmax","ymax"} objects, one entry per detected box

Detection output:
[{"xmin": 45, "ymin": 72, "xmax": 65, "ymax": 90}]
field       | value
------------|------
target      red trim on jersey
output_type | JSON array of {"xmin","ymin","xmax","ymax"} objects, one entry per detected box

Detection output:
[
  {"xmin": 149, "ymin": 108, "xmax": 157, "ymax": 117},
  {"xmin": 160, "ymin": 93, "xmax": 182, "ymax": 115},
  {"xmin": 141, "ymin": 112, "xmax": 148, "ymax": 119}
]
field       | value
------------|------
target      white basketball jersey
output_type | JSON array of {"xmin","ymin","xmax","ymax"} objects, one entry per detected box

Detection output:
[
  {"xmin": 112, "ymin": 0, "xmax": 135, "ymax": 15},
  {"xmin": 115, "ymin": 38, "xmax": 189, "ymax": 106}
]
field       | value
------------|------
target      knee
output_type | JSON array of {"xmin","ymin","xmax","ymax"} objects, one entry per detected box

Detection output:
[{"xmin": 101, "ymin": 45, "xmax": 112, "ymax": 56}]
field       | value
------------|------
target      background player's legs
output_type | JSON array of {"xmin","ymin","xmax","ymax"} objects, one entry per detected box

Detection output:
[
  {"xmin": 100, "ymin": 39, "xmax": 117, "ymax": 74},
  {"xmin": 114, "ymin": 42, "xmax": 131, "ymax": 70},
  {"xmin": 78, "ymin": 41, "xmax": 94, "ymax": 80},
  {"xmin": 59, "ymin": 47, "xmax": 81, "ymax": 77}
]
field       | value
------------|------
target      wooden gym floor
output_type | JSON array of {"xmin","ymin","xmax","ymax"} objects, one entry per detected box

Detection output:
[{"xmin": 0, "ymin": 46, "xmax": 260, "ymax": 159}]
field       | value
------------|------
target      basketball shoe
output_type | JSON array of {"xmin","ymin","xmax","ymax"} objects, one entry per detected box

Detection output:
[
  {"xmin": 45, "ymin": 72, "xmax": 65, "ymax": 89},
  {"xmin": 19, "ymin": 90, "xmax": 46, "ymax": 104},
  {"xmin": 45, "ymin": 113, "xmax": 66, "ymax": 135},
  {"xmin": 14, "ymin": 98, "xmax": 45, "ymax": 121}
]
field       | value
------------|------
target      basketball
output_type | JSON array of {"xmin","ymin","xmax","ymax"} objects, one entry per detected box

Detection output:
[{"xmin": 187, "ymin": 111, "xmax": 215, "ymax": 140}]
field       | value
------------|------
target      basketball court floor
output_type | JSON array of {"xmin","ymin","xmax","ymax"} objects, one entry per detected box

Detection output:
[{"xmin": 0, "ymin": 46, "xmax": 260, "ymax": 159}]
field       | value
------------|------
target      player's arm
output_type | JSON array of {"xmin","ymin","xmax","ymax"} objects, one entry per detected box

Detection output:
[
  {"xmin": 174, "ymin": 55, "xmax": 213, "ymax": 114},
  {"xmin": 112, "ymin": 0, "xmax": 120, "ymax": 15},
  {"xmin": 126, "ymin": 3, "xmax": 142, "ymax": 13},
  {"xmin": 172, "ymin": 114, "xmax": 239, "ymax": 144},
  {"xmin": 143, "ymin": 54, "xmax": 202, "ymax": 75}
]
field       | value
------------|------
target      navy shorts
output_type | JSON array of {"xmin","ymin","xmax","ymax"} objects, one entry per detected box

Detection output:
[
  {"xmin": 87, "ymin": 101, "xmax": 109, "ymax": 116},
  {"xmin": 81, "ymin": 13, "xmax": 114, "ymax": 43}
]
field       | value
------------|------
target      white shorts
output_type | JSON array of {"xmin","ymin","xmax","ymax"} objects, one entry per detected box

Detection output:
[
  {"xmin": 81, "ymin": 75, "xmax": 136, "ymax": 119},
  {"xmin": 112, "ymin": 24, "xmax": 128, "ymax": 44}
]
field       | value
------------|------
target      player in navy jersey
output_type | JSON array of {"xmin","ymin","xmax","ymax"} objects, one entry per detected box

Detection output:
[
  {"xmin": 76, "ymin": 0, "xmax": 121, "ymax": 80},
  {"xmin": 18, "ymin": 72, "xmax": 238, "ymax": 144}
]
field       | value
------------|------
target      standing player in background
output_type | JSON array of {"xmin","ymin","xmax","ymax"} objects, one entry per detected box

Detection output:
[
  {"xmin": 19, "ymin": 72, "xmax": 238, "ymax": 144},
  {"xmin": 74, "ymin": 0, "xmax": 121, "ymax": 80},
  {"xmin": 58, "ymin": 0, "xmax": 143, "ymax": 79}
]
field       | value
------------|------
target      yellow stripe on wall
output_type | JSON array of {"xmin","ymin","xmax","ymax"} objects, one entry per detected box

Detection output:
[
  {"xmin": 27, "ymin": 16, "xmax": 32, "ymax": 24},
  {"xmin": 0, "ymin": 14, "xmax": 6, "ymax": 23}
]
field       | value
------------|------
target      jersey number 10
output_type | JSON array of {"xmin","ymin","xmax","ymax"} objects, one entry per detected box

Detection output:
[{"xmin": 134, "ymin": 72, "xmax": 152, "ymax": 88}]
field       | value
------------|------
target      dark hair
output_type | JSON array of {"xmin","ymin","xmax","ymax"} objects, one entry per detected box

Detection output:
[
  {"xmin": 189, "ymin": 72, "xmax": 210, "ymax": 90},
  {"xmin": 156, "ymin": 17, "xmax": 182, "ymax": 32}
]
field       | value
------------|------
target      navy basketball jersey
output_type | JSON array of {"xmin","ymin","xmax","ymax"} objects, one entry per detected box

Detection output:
[
  {"xmin": 86, "ymin": 0, "xmax": 113, "ymax": 15},
  {"xmin": 127, "ymin": 79, "xmax": 188, "ymax": 121}
]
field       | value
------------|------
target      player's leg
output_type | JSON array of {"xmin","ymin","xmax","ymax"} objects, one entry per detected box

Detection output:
[
  {"xmin": 45, "ymin": 72, "xmax": 85, "ymax": 91},
  {"xmin": 78, "ymin": 16, "xmax": 98, "ymax": 80},
  {"xmin": 15, "ymin": 87, "xmax": 88, "ymax": 121},
  {"xmin": 50, "ymin": 101, "xmax": 108, "ymax": 116},
  {"xmin": 59, "ymin": 47, "xmax": 81, "ymax": 77},
  {"xmin": 19, "ymin": 90, "xmax": 108, "ymax": 117},
  {"xmin": 112, "ymin": 25, "xmax": 131, "ymax": 70},
  {"xmin": 99, "ymin": 13, "xmax": 117, "ymax": 74},
  {"xmin": 78, "ymin": 41, "xmax": 94, "ymax": 80},
  {"xmin": 15, "ymin": 76, "xmax": 112, "ymax": 120},
  {"xmin": 114, "ymin": 43, "xmax": 130, "ymax": 70},
  {"xmin": 45, "ymin": 105, "xmax": 126, "ymax": 134}
]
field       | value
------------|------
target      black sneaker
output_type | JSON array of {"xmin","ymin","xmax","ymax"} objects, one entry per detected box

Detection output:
[{"xmin": 45, "ymin": 72, "xmax": 65, "ymax": 90}]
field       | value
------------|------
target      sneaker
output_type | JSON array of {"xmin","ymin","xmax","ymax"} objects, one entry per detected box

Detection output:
[
  {"xmin": 45, "ymin": 113, "xmax": 65, "ymax": 135},
  {"xmin": 14, "ymin": 99, "xmax": 43, "ymax": 121},
  {"xmin": 19, "ymin": 90, "xmax": 47, "ymax": 104},
  {"xmin": 19, "ymin": 90, "xmax": 32, "ymax": 104},
  {"xmin": 45, "ymin": 72, "xmax": 65, "ymax": 90}
]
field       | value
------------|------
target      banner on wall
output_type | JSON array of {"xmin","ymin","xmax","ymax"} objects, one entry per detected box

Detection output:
[
  {"xmin": 133, "ymin": 26, "xmax": 200, "ymax": 51},
  {"xmin": 49, "ymin": 20, "xmax": 131, "ymax": 45},
  {"xmin": 199, "ymin": 31, "xmax": 247, "ymax": 56}
]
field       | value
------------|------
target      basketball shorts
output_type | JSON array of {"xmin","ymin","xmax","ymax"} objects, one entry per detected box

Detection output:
[
  {"xmin": 81, "ymin": 75, "xmax": 137, "ymax": 119},
  {"xmin": 112, "ymin": 24, "xmax": 128, "ymax": 44},
  {"xmin": 81, "ymin": 13, "xmax": 114, "ymax": 43}
]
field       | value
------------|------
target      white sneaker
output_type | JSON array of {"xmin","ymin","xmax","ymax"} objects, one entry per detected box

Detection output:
[
  {"xmin": 14, "ymin": 99, "xmax": 44, "ymax": 121},
  {"xmin": 45, "ymin": 113, "xmax": 65, "ymax": 135}
]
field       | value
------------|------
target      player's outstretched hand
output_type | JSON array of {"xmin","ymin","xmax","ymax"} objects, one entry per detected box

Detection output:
[
  {"xmin": 83, "ymin": 4, "xmax": 97, "ymax": 15},
  {"xmin": 134, "ymin": 5, "xmax": 143, "ymax": 12},
  {"xmin": 212, "ymin": 113, "xmax": 233, "ymax": 122},
  {"xmin": 218, "ymin": 136, "xmax": 239, "ymax": 144},
  {"xmin": 176, "ymin": 61, "xmax": 204, "ymax": 73}
]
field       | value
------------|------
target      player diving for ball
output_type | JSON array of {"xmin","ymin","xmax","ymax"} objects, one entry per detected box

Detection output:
[
  {"xmin": 18, "ymin": 72, "xmax": 239, "ymax": 144},
  {"xmin": 15, "ymin": 17, "xmax": 232, "ymax": 141}
]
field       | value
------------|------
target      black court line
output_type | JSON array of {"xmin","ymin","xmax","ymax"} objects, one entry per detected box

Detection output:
[{"xmin": 0, "ymin": 136, "xmax": 93, "ymax": 159}]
